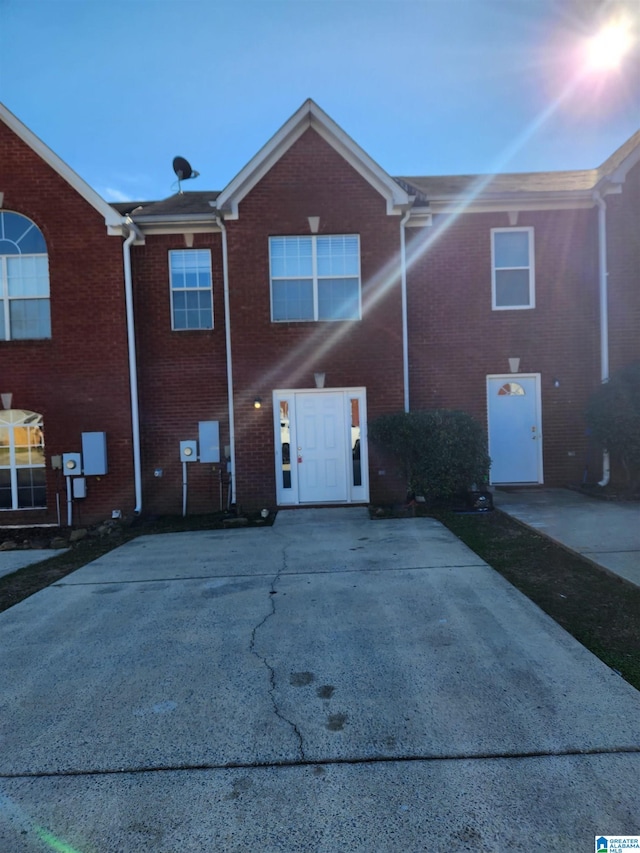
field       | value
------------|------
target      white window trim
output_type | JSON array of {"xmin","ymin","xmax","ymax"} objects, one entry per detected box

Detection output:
[
  {"xmin": 0, "ymin": 211, "xmax": 51, "ymax": 340},
  {"xmin": 0, "ymin": 410, "xmax": 46, "ymax": 511},
  {"xmin": 491, "ymin": 227, "xmax": 535, "ymax": 311},
  {"xmin": 269, "ymin": 235, "xmax": 361, "ymax": 322},
  {"xmin": 168, "ymin": 249, "xmax": 214, "ymax": 331}
]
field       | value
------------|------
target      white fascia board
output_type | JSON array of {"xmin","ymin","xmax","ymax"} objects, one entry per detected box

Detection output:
[
  {"xmin": 602, "ymin": 145, "xmax": 640, "ymax": 188},
  {"xmin": 307, "ymin": 103, "xmax": 410, "ymax": 214},
  {"xmin": 0, "ymin": 102, "xmax": 125, "ymax": 233},
  {"xmin": 215, "ymin": 119, "xmax": 310, "ymax": 219},
  {"xmin": 425, "ymin": 191, "xmax": 596, "ymax": 215},
  {"xmin": 215, "ymin": 99, "xmax": 410, "ymax": 219},
  {"xmin": 135, "ymin": 222, "xmax": 220, "ymax": 237},
  {"xmin": 405, "ymin": 212, "xmax": 433, "ymax": 227}
]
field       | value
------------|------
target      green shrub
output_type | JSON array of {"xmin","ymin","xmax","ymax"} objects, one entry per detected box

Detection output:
[
  {"xmin": 369, "ymin": 409, "xmax": 491, "ymax": 501},
  {"xmin": 585, "ymin": 361, "xmax": 640, "ymax": 487}
]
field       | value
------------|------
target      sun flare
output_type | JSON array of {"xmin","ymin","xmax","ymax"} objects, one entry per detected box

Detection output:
[{"xmin": 586, "ymin": 18, "xmax": 635, "ymax": 70}]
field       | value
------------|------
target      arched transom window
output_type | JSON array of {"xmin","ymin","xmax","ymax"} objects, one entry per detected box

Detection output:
[
  {"xmin": 0, "ymin": 211, "xmax": 51, "ymax": 340},
  {"xmin": 0, "ymin": 410, "xmax": 46, "ymax": 510},
  {"xmin": 498, "ymin": 382, "xmax": 526, "ymax": 396}
]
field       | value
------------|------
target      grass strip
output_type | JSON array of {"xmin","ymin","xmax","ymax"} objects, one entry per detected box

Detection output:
[{"xmin": 434, "ymin": 508, "xmax": 640, "ymax": 692}]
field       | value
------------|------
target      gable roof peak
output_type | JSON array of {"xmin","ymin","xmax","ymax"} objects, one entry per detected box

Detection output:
[{"xmin": 215, "ymin": 99, "xmax": 411, "ymax": 218}]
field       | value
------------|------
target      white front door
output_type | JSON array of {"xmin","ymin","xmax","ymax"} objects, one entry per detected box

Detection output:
[
  {"xmin": 487, "ymin": 374, "xmax": 543, "ymax": 484},
  {"xmin": 296, "ymin": 392, "xmax": 348, "ymax": 503},
  {"xmin": 274, "ymin": 388, "xmax": 368, "ymax": 505}
]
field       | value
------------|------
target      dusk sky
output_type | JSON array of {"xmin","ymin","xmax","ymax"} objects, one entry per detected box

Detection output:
[{"xmin": 1, "ymin": 0, "xmax": 638, "ymax": 203}]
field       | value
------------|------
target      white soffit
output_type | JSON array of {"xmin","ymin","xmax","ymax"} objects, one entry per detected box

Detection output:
[
  {"xmin": 0, "ymin": 102, "xmax": 124, "ymax": 234},
  {"xmin": 215, "ymin": 99, "xmax": 411, "ymax": 218}
]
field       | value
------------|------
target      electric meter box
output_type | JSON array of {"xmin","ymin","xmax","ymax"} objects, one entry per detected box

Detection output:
[
  {"xmin": 180, "ymin": 440, "xmax": 198, "ymax": 462},
  {"xmin": 82, "ymin": 432, "xmax": 108, "ymax": 475},
  {"xmin": 62, "ymin": 452, "xmax": 82, "ymax": 476},
  {"xmin": 198, "ymin": 421, "xmax": 220, "ymax": 463}
]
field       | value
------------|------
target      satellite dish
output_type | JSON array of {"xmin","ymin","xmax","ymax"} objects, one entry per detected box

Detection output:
[{"xmin": 172, "ymin": 156, "xmax": 200, "ymax": 192}]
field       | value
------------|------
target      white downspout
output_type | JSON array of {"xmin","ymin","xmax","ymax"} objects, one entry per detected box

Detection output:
[
  {"xmin": 215, "ymin": 215, "xmax": 237, "ymax": 506},
  {"xmin": 593, "ymin": 190, "xmax": 610, "ymax": 487},
  {"xmin": 122, "ymin": 220, "xmax": 143, "ymax": 513},
  {"xmin": 400, "ymin": 209, "xmax": 411, "ymax": 413}
]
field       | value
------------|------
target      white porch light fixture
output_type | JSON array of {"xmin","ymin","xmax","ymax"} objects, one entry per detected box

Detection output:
[
  {"xmin": 508, "ymin": 358, "xmax": 520, "ymax": 374},
  {"xmin": 314, "ymin": 372, "xmax": 326, "ymax": 389},
  {"xmin": 1, "ymin": 393, "xmax": 12, "ymax": 410}
]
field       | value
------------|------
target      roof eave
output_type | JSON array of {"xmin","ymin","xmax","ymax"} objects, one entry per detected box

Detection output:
[
  {"xmin": 1, "ymin": 102, "xmax": 125, "ymax": 234},
  {"xmin": 421, "ymin": 189, "xmax": 598, "ymax": 216},
  {"xmin": 129, "ymin": 212, "xmax": 221, "ymax": 236}
]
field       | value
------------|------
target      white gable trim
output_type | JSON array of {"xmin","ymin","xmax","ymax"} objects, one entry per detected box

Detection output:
[
  {"xmin": 0, "ymin": 102, "xmax": 124, "ymax": 234},
  {"xmin": 602, "ymin": 144, "xmax": 640, "ymax": 189},
  {"xmin": 215, "ymin": 99, "xmax": 411, "ymax": 219}
]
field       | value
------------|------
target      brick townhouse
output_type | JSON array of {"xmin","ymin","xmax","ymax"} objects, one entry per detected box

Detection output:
[{"xmin": 1, "ymin": 100, "xmax": 638, "ymax": 524}]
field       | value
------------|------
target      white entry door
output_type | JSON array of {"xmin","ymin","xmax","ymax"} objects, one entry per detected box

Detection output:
[
  {"xmin": 487, "ymin": 375, "xmax": 543, "ymax": 484},
  {"xmin": 296, "ymin": 392, "xmax": 348, "ymax": 503},
  {"xmin": 274, "ymin": 388, "xmax": 368, "ymax": 505}
]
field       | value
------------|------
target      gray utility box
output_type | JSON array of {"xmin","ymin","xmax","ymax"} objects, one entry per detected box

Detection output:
[
  {"xmin": 180, "ymin": 440, "xmax": 198, "ymax": 462},
  {"xmin": 62, "ymin": 452, "xmax": 82, "ymax": 475},
  {"xmin": 198, "ymin": 420, "xmax": 220, "ymax": 463},
  {"xmin": 82, "ymin": 432, "xmax": 108, "ymax": 475}
]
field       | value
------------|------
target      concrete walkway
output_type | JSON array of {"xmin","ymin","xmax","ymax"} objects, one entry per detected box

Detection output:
[
  {"xmin": 0, "ymin": 549, "xmax": 62, "ymax": 580},
  {"xmin": 494, "ymin": 488, "xmax": 640, "ymax": 588},
  {"xmin": 0, "ymin": 508, "xmax": 638, "ymax": 852}
]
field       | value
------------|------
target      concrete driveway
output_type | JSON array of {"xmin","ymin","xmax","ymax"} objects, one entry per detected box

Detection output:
[{"xmin": 1, "ymin": 508, "xmax": 638, "ymax": 852}]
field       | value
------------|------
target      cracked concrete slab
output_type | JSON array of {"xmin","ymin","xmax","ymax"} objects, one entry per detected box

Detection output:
[
  {"xmin": 1, "ymin": 550, "xmax": 638, "ymax": 776},
  {"xmin": 0, "ymin": 574, "xmax": 302, "ymax": 774},
  {"xmin": 63, "ymin": 514, "xmax": 484, "ymax": 584},
  {"xmin": 1, "ymin": 509, "xmax": 639, "ymax": 851},
  {"xmin": 252, "ymin": 565, "xmax": 640, "ymax": 761},
  {"xmin": 2, "ymin": 754, "xmax": 639, "ymax": 853}
]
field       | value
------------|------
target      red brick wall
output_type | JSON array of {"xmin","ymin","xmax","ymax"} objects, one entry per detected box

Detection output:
[
  {"xmin": 0, "ymin": 121, "xmax": 134, "ymax": 525},
  {"xmin": 406, "ymin": 206, "xmax": 600, "ymax": 486},
  {"xmin": 224, "ymin": 128, "xmax": 406, "ymax": 509},
  {"xmin": 595, "ymin": 161, "xmax": 640, "ymax": 486},
  {"xmin": 6, "ymin": 112, "xmax": 635, "ymax": 520},
  {"xmin": 131, "ymin": 233, "xmax": 230, "ymax": 516},
  {"xmin": 606, "ymin": 160, "xmax": 640, "ymax": 374}
]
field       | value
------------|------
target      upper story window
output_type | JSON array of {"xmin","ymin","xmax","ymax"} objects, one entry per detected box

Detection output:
[
  {"xmin": 270, "ymin": 235, "xmax": 361, "ymax": 322},
  {"xmin": 169, "ymin": 249, "xmax": 213, "ymax": 330},
  {"xmin": 491, "ymin": 227, "xmax": 535, "ymax": 310},
  {"xmin": 0, "ymin": 409, "xmax": 46, "ymax": 510},
  {"xmin": 0, "ymin": 212, "xmax": 51, "ymax": 340}
]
